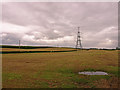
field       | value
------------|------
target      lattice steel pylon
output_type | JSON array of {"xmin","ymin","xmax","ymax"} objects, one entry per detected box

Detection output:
[{"xmin": 76, "ymin": 27, "xmax": 82, "ymax": 49}]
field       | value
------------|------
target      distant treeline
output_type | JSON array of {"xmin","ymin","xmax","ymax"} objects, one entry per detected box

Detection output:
[
  {"xmin": 81, "ymin": 48, "xmax": 119, "ymax": 50},
  {"xmin": 0, "ymin": 45, "xmax": 54, "ymax": 49},
  {"xmin": 0, "ymin": 45, "xmax": 119, "ymax": 50}
]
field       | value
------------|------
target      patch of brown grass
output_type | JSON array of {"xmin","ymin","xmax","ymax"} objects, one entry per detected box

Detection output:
[{"xmin": 2, "ymin": 50, "xmax": 118, "ymax": 88}]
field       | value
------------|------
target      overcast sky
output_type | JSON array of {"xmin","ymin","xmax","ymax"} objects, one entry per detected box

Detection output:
[{"xmin": 1, "ymin": 2, "xmax": 118, "ymax": 48}]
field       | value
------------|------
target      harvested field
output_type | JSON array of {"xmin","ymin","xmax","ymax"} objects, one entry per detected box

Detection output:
[{"xmin": 2, "ymin": 48, "xmax": 119, "ymax": 88}]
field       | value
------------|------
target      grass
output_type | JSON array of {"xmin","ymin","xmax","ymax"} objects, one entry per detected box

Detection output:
[
  {"xmin": 61, "ymin": 83, "xmax": 76, "ymax": 88},
  {"xmin": 3, "ymin": 73, "xmax": 22, "ymax": 81},
  {"xmin": 31, "ymin": 80, "xmax": 49, "ymax": 88},
  {"xmin": 2, "ymin": 47, "xmax": 76, "ymax": 52},
  {"xmin": 1, "ymin": 47, "xmax": 77, "ymax": 54},
  {"xmin": 2, "ymin": 48, "xmax": 119, "ymax": 88}
]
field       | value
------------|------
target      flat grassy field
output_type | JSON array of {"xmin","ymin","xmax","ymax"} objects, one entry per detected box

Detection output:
[
  {"xmin": 2, "ymin": 49, "xmax": 119, "ymax": 88},
  {"xmin": 2, "ymin": 47, "xmax": 76, "ymax": 52}
]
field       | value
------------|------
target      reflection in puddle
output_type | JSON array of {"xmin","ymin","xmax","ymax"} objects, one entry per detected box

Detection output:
[{"xmin": 78, "ymin": 71, "xmax": 108, "ymax": 75}]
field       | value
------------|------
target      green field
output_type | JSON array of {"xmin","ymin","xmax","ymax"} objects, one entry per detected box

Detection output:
[
  {"xmin": 2, "ymin": 48, "xmax": 119, "ymax": 88},
  {"xmin": 2, "ymin": 47, "xmax": 76, "ymax": 52}
]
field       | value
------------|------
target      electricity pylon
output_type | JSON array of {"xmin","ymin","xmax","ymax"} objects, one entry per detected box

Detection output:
[
  {"xmin": 76, "ymin": 27, "xmax": 82, "ymax": 49},
  {"xmin": 19, "ymin": 40, "xmax": 21, "ymax": 49}
]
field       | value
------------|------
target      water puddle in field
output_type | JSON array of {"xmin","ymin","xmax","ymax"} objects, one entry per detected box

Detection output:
[{"xmin": 78, "ymin": 71, "xmax": 108, "ymax": 75}]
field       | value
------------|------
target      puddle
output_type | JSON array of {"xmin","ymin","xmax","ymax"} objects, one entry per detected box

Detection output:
[{"xmin": 78, "ymin": 71, "xmax": 108, "ymax": 75}]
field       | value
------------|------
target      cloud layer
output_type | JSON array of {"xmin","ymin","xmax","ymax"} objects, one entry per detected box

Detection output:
[{"xmin": 1, "ymin": 2, "xmax": 118, "ymax": 48}]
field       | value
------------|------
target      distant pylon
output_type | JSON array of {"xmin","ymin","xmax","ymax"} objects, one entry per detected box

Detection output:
[
  {"xmin": 76, "ymin": 27, "xmax": 82, "ymax": 49},
  {"xmin": 19, "ymin": 40, "xmax": 21, "ymax": 49}
]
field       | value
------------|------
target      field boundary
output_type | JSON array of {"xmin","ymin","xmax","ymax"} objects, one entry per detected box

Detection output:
[{"xmin": 1, "ymin": 50, "xmax": 77, "ymax": 54}]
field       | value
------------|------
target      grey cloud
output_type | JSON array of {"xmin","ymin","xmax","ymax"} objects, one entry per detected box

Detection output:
[
  {"xmin": 2, "ymin": 2, "xmax": 118, "ymax": 48},
  {"xmin": 2, "ymin": 33, "xmax": 22, "ymax": 44}
]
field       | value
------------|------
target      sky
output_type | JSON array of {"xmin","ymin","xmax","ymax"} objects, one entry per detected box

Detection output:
[{"xmin": 1, "ymin": 2, "xmax": 118, "ymax": 48}]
